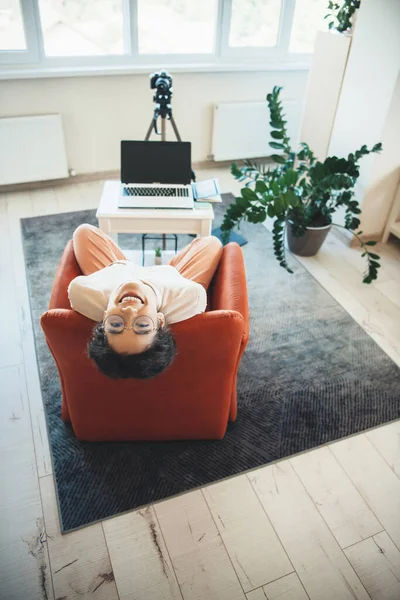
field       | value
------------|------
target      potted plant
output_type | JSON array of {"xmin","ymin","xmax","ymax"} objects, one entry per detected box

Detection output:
[
  {"xmin": 221, "ymin": 86, "xmax": 382, "ymax": 283},
  {"xmin": 154, "ymin": 247, "xmax": 162, "ymax": 265},
  {"xmin": 325, "ymin": 0, "xmax": 361, "ymax": 33}
]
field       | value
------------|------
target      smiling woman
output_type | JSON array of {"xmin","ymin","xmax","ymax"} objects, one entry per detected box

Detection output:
[
  {"xmin": 88, "ymin": 321, "xmax": 177, "ymax": 379},
  {"xmin": 103, "ymin": 280, "xmax": 165, "ymax": 356},
  {"xmin": 105, "ymin": 313, "xmax": 156, "ymax": 335},
  {"xmin": 67, "ymin": 223, "xmax": 222, "ymax": 379}
]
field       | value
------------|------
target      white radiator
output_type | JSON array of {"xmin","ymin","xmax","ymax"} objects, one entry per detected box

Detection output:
[
  {"xmin": 211, "ymin": 100, "xmax": 303, "ymax": 161},
  {"xmin": 0, "ymin": 114, "xmax": 69, "ymax": 185}
]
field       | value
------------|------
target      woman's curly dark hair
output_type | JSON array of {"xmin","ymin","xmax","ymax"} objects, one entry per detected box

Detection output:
[{"xmin": 87, "ymin": 323, "xmax": 176, "ymax": 379}]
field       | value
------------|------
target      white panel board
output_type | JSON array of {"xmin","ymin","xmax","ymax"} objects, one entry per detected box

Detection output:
[
  {"xmin": 0, "ymin": 114, "xmax": 69, "ymax": 185},
  {"xmin": 300, "ymin": 30, "xmax": 352, "ymax": 161},
  {"xmin": 211, "ymin": 100, "xmax": 302, "ymax": 161}
]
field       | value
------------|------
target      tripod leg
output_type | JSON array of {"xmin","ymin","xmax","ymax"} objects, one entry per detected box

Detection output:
[
  {"xmin": 161, "ymin": 116, "xmax": 167, "ymax": 250},
  {"xmin": 169, "ymin": 115, "xmax": 182, "ymax": 142},
  {"xmin": 161, "ymin": 116, "xmax": 167, "ymax": 141},
  {"xmin": 145, "ymin": 119, "xmax": 154, "ymax": 141},
  {"xmin": 169, "ymin": 113, "xmax": 195, "ymax": 180}
]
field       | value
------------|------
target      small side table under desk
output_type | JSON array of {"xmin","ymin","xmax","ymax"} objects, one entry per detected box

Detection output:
[{"xmin": 96, "ymin": 181, "xmax": 214, "ymax": 246}]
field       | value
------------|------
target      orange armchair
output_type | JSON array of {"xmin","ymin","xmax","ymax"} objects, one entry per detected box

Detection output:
[{"xmin": 40, "ymin": 240, "xmax": 249, "ymax": 441}]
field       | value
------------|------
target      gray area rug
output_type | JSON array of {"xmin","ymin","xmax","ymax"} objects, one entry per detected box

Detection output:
[{"xmin": 21, "ymin": 194, "xmax": 400, "ymax": 532}]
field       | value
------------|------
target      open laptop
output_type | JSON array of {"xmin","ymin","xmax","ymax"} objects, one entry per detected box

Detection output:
[{"xmin": 119, "ymin": 140, "xmax": 194, "ymax": 209}]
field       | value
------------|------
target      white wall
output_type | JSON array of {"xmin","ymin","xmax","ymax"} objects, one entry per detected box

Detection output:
[
  {"xmin": 327, "ymin": 0, "xmax": 400, "ymax": 236},
  {"xmin": 0, "ymin": 70, "xmax": 308, "ymax": 176}
]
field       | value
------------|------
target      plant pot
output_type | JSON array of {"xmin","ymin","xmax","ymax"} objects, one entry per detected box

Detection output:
[
  {"xmin": 154, "ymin": 256, "xmax": 162, "ymax": 265},
  {"xmin": 286, "ymin": 221, "xmax": 332, "ymax": 257}
]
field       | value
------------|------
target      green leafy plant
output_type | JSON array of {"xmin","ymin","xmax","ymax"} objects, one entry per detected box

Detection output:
[
  {"xmin": 221, "ymin": 86, "xmax": 382, "ymax": 283},
  {"xmin": 325, "ymin": 0, "xmax": 361, "ymax": 33},
  {"xmin": 155, "ymin": 247, "xmax": 162, "ymax": 257}
]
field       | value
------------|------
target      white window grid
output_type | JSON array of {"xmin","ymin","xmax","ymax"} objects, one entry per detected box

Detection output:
[{"xmin": 0, "ymin": 0, "xmax": 313, "ymax": 73}]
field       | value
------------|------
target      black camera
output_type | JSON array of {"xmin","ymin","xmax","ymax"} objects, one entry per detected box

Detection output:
[
  {"xmin": 150, "ymin": 70, "xmax": 172, "ymax": 92},
  {"xmin": 150, "ymin": 70, "xmax": 173, "ymax": 108}
]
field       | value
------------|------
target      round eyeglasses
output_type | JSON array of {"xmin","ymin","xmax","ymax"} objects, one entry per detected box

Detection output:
[{"xmin": 104, "ymin": 314, "xmax": 157, "ymax": 335}]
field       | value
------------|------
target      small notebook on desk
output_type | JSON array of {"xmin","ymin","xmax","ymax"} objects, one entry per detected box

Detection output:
[{"xmin": 191, "ymin": 179, "xmax": 222, "ymax": 203}]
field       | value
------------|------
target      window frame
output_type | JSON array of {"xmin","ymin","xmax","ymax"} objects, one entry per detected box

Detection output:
[{"xmin": 0, "ymin": 0, "xmax": 316, "ymax": 76}]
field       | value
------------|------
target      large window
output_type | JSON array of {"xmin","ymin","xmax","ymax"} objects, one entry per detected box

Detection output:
[
  {"xmin": 0, "ymin": 0, "xmax": 26, "ymax": 50},
  {"xmin": 37, "ymin": 0, "xmax": 125, "ymax": 56},
  {"xmin": 0, "ymin": 0, "xmax": 328, "ymax": 74},
  {"xmin": 289, "ymin": 0, "xmax": 329, "ymax": 53},
  {"xmin": 137, "ymin": 0, "xmax": 218, "ymax": 54},
  {"xmin": 229, "ymin": 0, "xmax": 282, "ymax": 48}
]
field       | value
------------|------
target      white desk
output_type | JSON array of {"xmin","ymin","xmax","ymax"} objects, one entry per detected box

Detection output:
[{"xmin": 96, "ymin": 180, "xmax": 214, "ymax": 243}]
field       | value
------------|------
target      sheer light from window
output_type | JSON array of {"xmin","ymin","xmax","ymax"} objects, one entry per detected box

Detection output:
[
  {"xmin": 289, "ymin": 0, "xmax": 329, "ymax": 53},
  {"xmin": 38, "ymin": 0, "xmax": 124, "ymax": 56},
  {"xmin": 229, "ymin": 0, "xmax": 282, "ymax": 48},
  {"xmin": 0, "ymin": 0, "xmax": 26, "ymax": 50},
  {"xmin": 137, "ymin": 0, "xmax": 218, "ymax": 54}
]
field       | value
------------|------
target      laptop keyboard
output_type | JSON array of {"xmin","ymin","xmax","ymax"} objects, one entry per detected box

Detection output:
[{"xmin": 124, "ymin": 187, "xmax": 189, "ymax": 197}]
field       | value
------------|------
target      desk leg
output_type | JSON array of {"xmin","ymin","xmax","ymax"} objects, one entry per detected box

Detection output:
[
  {"xmin": 98, "ymin": 217, "xmax": 107, "ymax": 233},
  {"xmin": 99, "ymin": 217, "xmax": 119, "ymax": 245},
  {"xmin": 200, "ymin": 219, "xmax": 212, "ymax": 237}
]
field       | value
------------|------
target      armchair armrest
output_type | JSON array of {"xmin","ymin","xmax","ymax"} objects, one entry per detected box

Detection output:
[
  {"xmin": 209, "ymin": 242, "xmax": 249, "ymax": 422},
  {"xmin": 49, "ymin": 240, "xmax": 82, "ymax": 310},
  {"xmin": 210, "ymin": 242, "xmax": 249, "ymax": 346}
]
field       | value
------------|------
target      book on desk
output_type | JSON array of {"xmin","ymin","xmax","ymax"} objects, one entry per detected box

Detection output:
[{"xmin": 191, "ymin": 179, "xmax": 222, "ymax": 203}]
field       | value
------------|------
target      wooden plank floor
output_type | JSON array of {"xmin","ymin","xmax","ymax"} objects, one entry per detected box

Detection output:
[{"xmin": 0, "ymin": 167, "xmax": 399, "ymax": 600}]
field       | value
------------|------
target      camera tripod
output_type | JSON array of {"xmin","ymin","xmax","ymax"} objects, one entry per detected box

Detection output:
[
  {"xmin": 145, "ymin": 103, "xmax": 182, "ymax": 143},
  {"xmin": 144, "ymin": 71, "xmax": 195, "ymax": 251},
  {"xmin": 144, "ymin": 104, "xmax": 196, "ymax": 182},
  {"xmin": 144, "ymin": 106, "xmax": 189, "ymax": 252},
  {"xmin": 144, "ymin": 71, "xmax": 194, "ymax": 179}
]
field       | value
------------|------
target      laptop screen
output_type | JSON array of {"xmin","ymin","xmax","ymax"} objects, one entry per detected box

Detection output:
[{"xmin": 121, "ymin": 141, "xmax": 192, "ymax": 185}]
